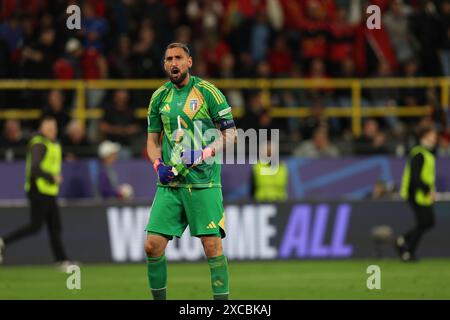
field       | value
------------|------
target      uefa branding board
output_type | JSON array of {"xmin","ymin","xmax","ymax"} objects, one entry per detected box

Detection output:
[
  {"xmin": 1, "ymin": 201, "xmax": 450, "ymax": 264},
  {"xmin": 107, "ymin": 204, "xmax": 353, "ymax": 262}
]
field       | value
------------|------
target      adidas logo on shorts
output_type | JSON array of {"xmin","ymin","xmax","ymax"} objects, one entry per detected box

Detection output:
[{"xmin": 206, "ymin": 221, "xmax": 217, "ymax": 229}]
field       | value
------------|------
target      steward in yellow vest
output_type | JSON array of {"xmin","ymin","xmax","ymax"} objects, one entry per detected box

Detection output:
[
  {"xmin": 0, "ymin": 116, "xmax": 69, "ymax": 266},
  {"xmin": 251, "ymin": 161, "xmax": 288, "ymax": 202},
  {"xmin": 400, "ymin": 145, "xmax": 435, "ymax": 206},
  {"xmin": 25, "ymin": 132, "xmax": 62, "ymax": 197},
  {"xmin": 396, "ymin": 125, "xmax": 438, "ymax": 262}
]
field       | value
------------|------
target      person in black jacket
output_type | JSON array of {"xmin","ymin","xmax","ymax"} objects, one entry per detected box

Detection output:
[
  {"xmin": 397, "ymin": 125, "xmax": 438, "ymax": 262},
  {"xmin": 0, "ymin": 116, "xmax": 72, "ymax": 269}
]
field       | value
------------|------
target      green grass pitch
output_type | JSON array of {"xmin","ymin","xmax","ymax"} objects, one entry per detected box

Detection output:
[{"xmin": 1, "ymin": 259, "xmax": 449, "ymax": 299}]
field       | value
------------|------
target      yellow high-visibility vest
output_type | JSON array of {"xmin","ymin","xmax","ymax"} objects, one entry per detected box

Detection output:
[
  {"xmin": 25, "ymin": 135, "xmax": 62, "ymax": 196},
  {"xmin": 400, "ymin": 145, "xmax": 435, "ymax": 205},
  {"xmin": 253, "ymin": 162, "xmax": 288, "ymax": 201}
]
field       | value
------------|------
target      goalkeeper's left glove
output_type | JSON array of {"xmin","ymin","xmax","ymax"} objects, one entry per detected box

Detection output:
[
  {"xmin": 180, "ymin": 146, "xmax": 215, "ymax": 168},
  {"xmin": 153, "ymin": 158, "xmax": 175, "ymax": 184}
]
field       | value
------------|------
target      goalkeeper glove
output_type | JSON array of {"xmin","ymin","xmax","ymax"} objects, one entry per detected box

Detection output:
[
  {"xmin": 153, "ymin": 158, "xmax": 175, "ymax": 184},
  {"xmin": 180, "ymin": 147, "xmax": 215, "ymax": 168}
]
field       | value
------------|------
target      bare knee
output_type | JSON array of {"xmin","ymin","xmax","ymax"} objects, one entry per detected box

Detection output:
[
  {"xmin": 201, "ymin": 236, "xmax": 223, "ymax": 257},
  {"xmin": 144, "ymin": 235, "xmax": 168, "ymax": 257}
]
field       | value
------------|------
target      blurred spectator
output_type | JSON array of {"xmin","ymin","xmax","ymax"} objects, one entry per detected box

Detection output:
[
  {"xmin": 427, "ymin": 88, "xmax": 450, "ymax": 145},
  {"xmin": 99, "ymin": 89, "xmax": 141, "ymax": 148},
  {"xmin": 109, "ymin": 34, "xmax": 133, "ymax": 79},
  {"xmin": 328, "ymin": 6, "xmax": 356, "ymax": 70},
  {"xmin": 283, "ymin": 89, "xmax": 303, "ymax": 144},
  {"xmin": 174, "ymin": 25, "xmax": 193, "ymax": 46},
  {"xmin": 354, "ymin": 4, "xmax": 398, "ymax": 75},
  {"xmin": 297, "ymin": 0, "xmax": 335, "ymax": 65},
  {"xmin": 62, "ymin": 120, "xmax": 91, "ymax": 161},
  {"xmin": 164, "ymin": 6, "xmax": 184, "ymax": 43},
  {"xmin": 53, "ymin": 38, "xmax": 83, "ymax": 80},
  {"xmin": 409, "ymin": 0, "xmax": 442, "ymax": 76},
  {"xmin": 43, "ymin": 90, "xmax": 71, "ymax": 139},
  {"xmin": 383, "ymin": 0, "xmax": 417, "ymax": 65},
  {"xmin": 367, "ymin": 60, "xmax": 399, "ymax": 128},
  {"xmin": 255, "ymin": 60, "xmax": 271, "ymax": 78},
  {"xmin": 217, "ymin": 53, "xmax": 245, "ymax": 113},
  {"xmin": 437, "ymin": 134, "xmax": 450, "ymax": 157},
  {"xmin": 0, "ymin": 14, "xmax": 23, "ymax": 54},
  {"xmin": 307, "ymin": 58, "xmax": 333, "ymax": 103},
  {"xmin": 113, "ymin": 0, "xmax": 142, "ymax": 36},
  {"xmin": 300, "ymin": 99, "xmax": 329, "ymax": 140},
  {"xmin": 201, "ymin": 32, "xmax": 230, "ymax": 76},
  {"xmin": 354, "ymin": 119, "xmax": 389, "ymax": 155},
  {"xmin": 235, "ymin": 52, "xmax": 255, "ymax": 78},
  {"xmin": 97, "ymin": 140, "xmax": 133, "ymax": 199},
  {"xmin": 438, "ymin": 0, "xmax": 450, "ymax": 76},
  {"xmin": 217, "ymin": 52, "xmax": 235, "ymax": 78},
  {"xmin": 267, "ymin": 34, "xmax": 293, "ymax": 77},
  {"xmin": 335, "ymin": 57, "xmax": 357, "ymax": 106},
  {"xmin": 21, "ymin": 14, "xmax": 36, "ymax": 47},
  {"xmin": 21, "ymin": 28, "xmax": 57, "ymax": 79},
  {"xmin": 250, "ymin": 10, "xmax": 272, "ymax": 63},
  {"xmin": 368, "ymin": 60, "xmax": 399, "ymax": 107},
  {"xmin": 399, "ymin": 58, "xmax": 426, "ymax": 107},
  {"xmin": 241, "ymin": 90, "xmax": 283, "ymax": 131},
  {"xmin": 0, "ymin": 119, "xmax": 27, "ymax": 161},
  {"xmin": 82, "ymin": 46, "xmax": 109, "ymax": 108},
  {"xmin": 293, "ymin": 127, "xmax": 340, "ymax": 158},
  {"xmin": 186, "ymin": 0, "xmax": 224, "ymax": 34},
  {"xmin": 192, "ymin": 58, "xmax": 208, "ymax": 78},
  {"xmin": 131, "ymin": 26, "xmax": 162, "ymax": 78},
  {"xmin": 142, "ymin": 0, "xmax": 168, "ymax": 31},
  {"xmin": 80, "ymin": 1, "xmax": 108, "ymax": 53},
  {"xmin": 365, "ymin": 180, "xmax": 397, "ymax": 200},
  {"xmin": 55, "ymin": 37, "xmax": 108, "ymax": 107}
]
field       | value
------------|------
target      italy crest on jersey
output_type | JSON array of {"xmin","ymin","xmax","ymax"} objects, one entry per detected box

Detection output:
[{"xmin": 190, "ymin": 99, "xmax": 198, "ymax": 112}]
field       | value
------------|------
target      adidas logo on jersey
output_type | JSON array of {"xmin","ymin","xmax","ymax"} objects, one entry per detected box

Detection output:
[{"xmin": 162, "ymin": 104, "xmax": 171, "ymax": 113}]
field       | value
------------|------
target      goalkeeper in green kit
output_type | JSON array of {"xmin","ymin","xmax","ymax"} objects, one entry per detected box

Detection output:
[{"xmin": 145, "ymin": 43, "xmax": 237, "ymax": 300}]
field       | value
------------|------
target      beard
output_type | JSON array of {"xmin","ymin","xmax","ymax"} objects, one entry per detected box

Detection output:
[{"xmin": 167, "ymin": 68, "xmax": 188, "ymax": 85}]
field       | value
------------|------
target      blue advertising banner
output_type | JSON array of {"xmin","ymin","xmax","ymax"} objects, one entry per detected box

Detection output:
[{"xmin": 1, "ymin": 158, "xmax": 450, "ymax": 200}]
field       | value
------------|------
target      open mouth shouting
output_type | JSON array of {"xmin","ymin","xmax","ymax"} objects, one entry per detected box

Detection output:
[
  {"xmin": 168, "ymin": 66, "xmax": 187, "ymax": 85},
  {"xmin": 171, "ymin": 67, "xmax": 180, "ymax": 76}
]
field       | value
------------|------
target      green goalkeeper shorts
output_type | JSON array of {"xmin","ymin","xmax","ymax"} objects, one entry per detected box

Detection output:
[{"xmin": 146, "ymin": 186, "xmax": 226, "ymax": 239}]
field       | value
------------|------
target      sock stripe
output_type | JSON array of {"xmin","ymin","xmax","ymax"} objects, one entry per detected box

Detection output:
[{"xmin": 151, "ymin": 287, "xmax": 167, "ymax": 291}]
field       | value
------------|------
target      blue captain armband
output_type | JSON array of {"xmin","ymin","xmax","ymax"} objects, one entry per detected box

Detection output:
[{"xmin": 218, "ymin": 119, "xmax": 235, "ymax": 130}]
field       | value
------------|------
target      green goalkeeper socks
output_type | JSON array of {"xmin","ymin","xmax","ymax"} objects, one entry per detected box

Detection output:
[
  {"xmin": 147, "ymin": 255, "xmax": 167, "ymax": 300},
  {"xmin": 207, "ymin": 255, "xmax": 229, "ymax": 300}
]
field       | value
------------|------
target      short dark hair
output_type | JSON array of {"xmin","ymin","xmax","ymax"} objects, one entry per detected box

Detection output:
[
  {"xmin": 418, "ymin": 125, "xmax": 437, "ymax": 139},
  {"xmin": 165, "ymin": 42, "xmax": 190, "ymax": 57},
  {"xmin": 39, "ymin": 115, "xmax": 56, "ymax": 126}
]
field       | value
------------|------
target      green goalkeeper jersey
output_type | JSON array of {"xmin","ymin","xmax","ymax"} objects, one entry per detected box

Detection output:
[{"xmin": 147, "ymin": 76, "xmax": 234, "ymax": 188}]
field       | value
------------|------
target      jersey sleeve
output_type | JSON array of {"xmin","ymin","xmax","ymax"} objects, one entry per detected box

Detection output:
[
  {"xmin": 202, "ymin": 82, "xmax": 234, "ymax": 125},
  {"xmin": 147, "ymin": 88, "xmax": 164, "ymax": 133}
]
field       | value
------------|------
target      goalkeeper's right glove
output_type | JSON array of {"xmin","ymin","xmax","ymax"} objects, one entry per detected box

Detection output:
[{"xmin": 153, "ymin": 158, "xmax": 175, "ymax": 184}]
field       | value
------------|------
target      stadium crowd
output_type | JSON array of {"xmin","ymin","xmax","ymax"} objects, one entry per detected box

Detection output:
[{"xmin": 0, "ymin": 0, "xmax": 450, "ymax": 158}]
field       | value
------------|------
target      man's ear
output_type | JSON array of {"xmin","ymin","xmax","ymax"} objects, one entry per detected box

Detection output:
[{"xmin": 188, "ymin": 56, "xmax": 193, "ymax": 68}]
